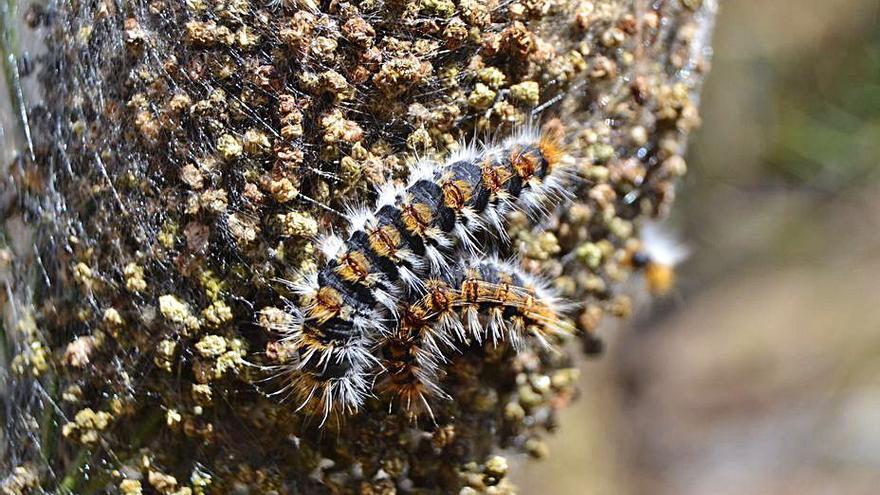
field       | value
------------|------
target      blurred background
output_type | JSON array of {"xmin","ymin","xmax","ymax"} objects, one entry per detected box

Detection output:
[{"xmin": 518, "ymin": 0, "xmax": 880, "ymax": 493}]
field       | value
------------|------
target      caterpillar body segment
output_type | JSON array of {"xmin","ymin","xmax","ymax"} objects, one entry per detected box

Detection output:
[
  {"xmin": 265, "ymin": 299, "xmax": 378, "ymax": 420},
  {"xmin": 277, "ymin": 127, "xmax": 573, "ymax": 416},
  {"xmin": 422, "ymin": 257, "xmax": 572, "ymax": 348},
  {"xmin": 376, "ymin": 310, "xmax": 452, "ymax": 419}
]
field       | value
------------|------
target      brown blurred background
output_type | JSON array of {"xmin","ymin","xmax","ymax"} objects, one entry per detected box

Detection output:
[{"xmin": 517, "ymin": 1, "xmax": 880, "ymax": 493}]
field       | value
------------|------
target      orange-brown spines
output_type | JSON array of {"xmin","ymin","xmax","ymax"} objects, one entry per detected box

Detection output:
[
  {"xmin": 481, "ymin": 162, "xmax": 513, "ymax": 192},
  {"xmin": 368, "ymin": 224, "xmax": 401, "ymax": 258},
  {"xmin": 384, "ymin": 331, "xmax": 419, "ymax": 371},
  {"xmin": 399, "ymin": 306, "xmax": 428, "ymax": 330},
  {"xmin": 303, "ymin": 286, "xmax": 343, "ymax": 323},
  {"xmin": 282, "ymin": 369, "xmax": 364, "ymax": 419},
  {"xmin": 538, "ymin": 130, "xmax": 564, "ymax": 170},
  {"xmin": 521, "ymin": 293, "xmax": 552, "ymax": 323},
  {"xmin": 298, "ymin": 325, "xmax": 331, "ymax": 352},
  {"xmin": 378, "ymin": 346, "xmax": 432, "ymax": 414},
  {"xmin": 509, "ymin": 146, "xmax": 540, "ymax": 178},
  {"xmin": 461, "ymin": 277, "xmax": 482, "ymax": 304},
  {"xmin": 441, "ymin": 179, "xmax": 472, "ymax": 210},
  {"xmin": 400, "ymin": 201, "xmax": 433, "ymax": 235},
  {"xmin": 378, "ymin": 312, "xmax": 441, "ymax": 415},
  {"xmin": 423, "ymin": 280, "xmax": 455, "ymax": 314},
  {"xmin": 490, "ymin": 280, "xmax": 515, "ymax": 306},
  {"xmin": 335, "ymin": 250, "xmax": 372, "ymax": 284}
]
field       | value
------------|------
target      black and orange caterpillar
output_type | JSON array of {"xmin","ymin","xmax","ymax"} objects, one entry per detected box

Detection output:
[
  {"xmin": 377, "ymin": 257, "xmax": 571, "ymax": 418},
  {"xmin": 270, "ymin": 127, "xmax": 574, "ymax": 419}
]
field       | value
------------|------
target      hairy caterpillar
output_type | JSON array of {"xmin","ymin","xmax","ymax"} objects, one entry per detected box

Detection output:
[
  {"xmin": 272, "ymin": 126, "xmax": 574, "ymax": 418},
  {"xmin": 378, "ymin": 257, "xmax": 572, "ymax": 418}
]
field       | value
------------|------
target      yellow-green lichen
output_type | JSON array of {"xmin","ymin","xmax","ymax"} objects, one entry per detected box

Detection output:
[{"xmin": 159, "ymin": 295, "xmax": 201, "ymax": 333}]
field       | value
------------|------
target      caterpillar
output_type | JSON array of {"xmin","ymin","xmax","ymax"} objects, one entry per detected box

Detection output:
[
  {"xmin": 273, "ymin": 126, "xmax": 574, "ymax": 418},
  {"xmin": 377, "ymin": 257, "xmax": 573, "ymax": 418}
]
